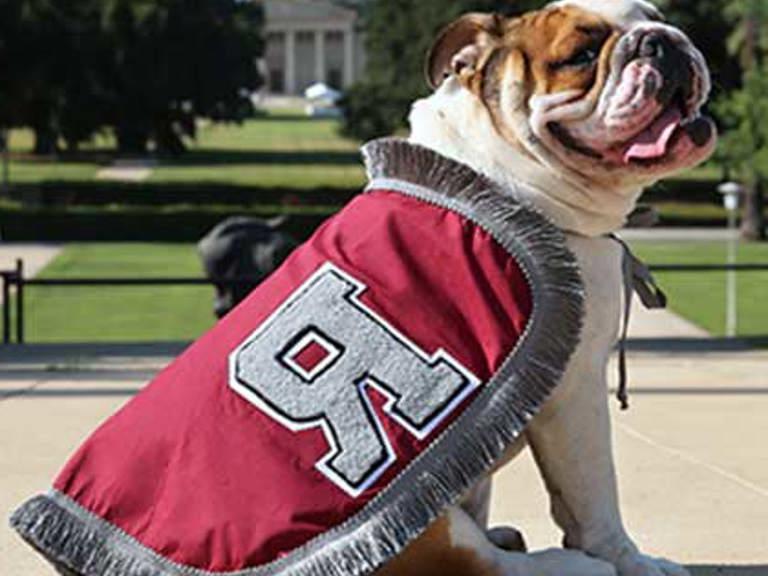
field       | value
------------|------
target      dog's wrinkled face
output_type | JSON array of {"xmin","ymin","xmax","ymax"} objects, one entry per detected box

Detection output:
[{"xmin": 426, "ymin": 0, "xmax": 717, "ymax": 188}]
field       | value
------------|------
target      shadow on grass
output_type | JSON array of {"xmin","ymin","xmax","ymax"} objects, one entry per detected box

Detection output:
[
  {"xmin": 9, "ymin": 148, "xmax": 362, "ymax": 167},
  {"xmin": 689, "ymin": 566, "xmax": 768, "ymax": 576},
  {"xmin": 164, "ymin": 149, "xmax": 362, "ymax": 166},
  {"xmin": 9, "ymin": 151, "xmax": 113, "ymax": 166},
  {"xmin": 7, "ymin": 180, "xmax": 358, "ymax": 209}
]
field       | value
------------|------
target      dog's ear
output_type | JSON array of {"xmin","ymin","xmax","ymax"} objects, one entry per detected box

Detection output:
[{"xmin": 426, "ymin": 13, "xmax": 506, "ymax": 90}]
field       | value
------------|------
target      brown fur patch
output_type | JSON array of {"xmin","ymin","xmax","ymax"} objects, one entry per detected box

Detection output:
[
  {"xmin": 428, "ymin": 6, "xmax": 620, "ymax": 102},
  {"xmin": 375, "ymin": 517, "xmax": 500, "ymax": 576},
  {"xmin": 496, "ymin": 6, "xmax": 617, "ymax": 97}
]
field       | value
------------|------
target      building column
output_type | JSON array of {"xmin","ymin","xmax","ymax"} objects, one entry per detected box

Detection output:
[
  {"xmin": 343, "ymin": 26, "xmax": 355, "ymax": 87},
  {"xmin": 285, "ymin": 30, "xmax": 296, "ymax": 95},
  {"xmin": 315, "ymin": 30, "xmax": 326, "ymax": 85}
]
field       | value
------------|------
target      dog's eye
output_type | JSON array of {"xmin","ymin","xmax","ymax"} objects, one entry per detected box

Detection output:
[{"xmin": 552, "ymin": 47, "xmax": 600, "ymax": 70}]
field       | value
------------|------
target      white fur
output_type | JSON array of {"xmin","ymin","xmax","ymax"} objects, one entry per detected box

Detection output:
[
  {"xmin": 410, "ymin": 2, "xmax": 698, "ymax": 575},
  {"xmin": 409, "ymin": 81, "xmax": 642, "ymax": 237},
  {"xmin": 551, "ymin": 0, "xmax": 663, "ymax": 29}
]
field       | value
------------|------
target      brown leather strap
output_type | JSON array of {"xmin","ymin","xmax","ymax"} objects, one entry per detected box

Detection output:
[{"xmin": 611, "ymin": 235, "xmax": 667, "ymax": 410}]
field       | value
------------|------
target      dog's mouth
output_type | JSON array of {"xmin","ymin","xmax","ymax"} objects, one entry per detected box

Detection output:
[
  {"xmin": 549, "ymin": 91, "xmax": 715, "ymax": 169},
  {"xmin": 620, "ymin": 109, "xmax": 714, "ymax": 167}
]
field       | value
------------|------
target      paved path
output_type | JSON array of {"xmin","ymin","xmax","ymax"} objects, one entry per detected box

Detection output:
[
  {"xmin": 1, "ymin": 344, "xmax": 766, "ymax": 575},
  {"xmin": 628, "ymin": 293, "xmax": 710, "ymax": 339},
  {"xmin": 0, "ymin": 244, "xmax": 61, "ymax": 303},
  {"xmin": 95, "ymin": 159, "xmax": 156, "ymax": 183},
  {"xmin": 621, "ymin": 228, "xmax": 738, "ymax": 242},
  {"xmin": 0, "ymin": 244, "xmax": 61, "ymax": 277},
  {"xmin": 490, "ymin": 348, "xmax": 768, "ymax": 570}
]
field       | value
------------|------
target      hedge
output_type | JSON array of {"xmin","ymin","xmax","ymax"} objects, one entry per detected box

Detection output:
[
  {"xmin": 7, "ymin": 181, "xmax": 357, "ymax": 208},
  {"xmin": 5, "ymin": 177, "xmax": 721, "ymax": 208},
  {"xmin": 0, "ymin": 206, "xmax": 337, "ymax": 242},
  {"xmin": 0, "ymin": 177, "xmax": 744, "ymax": 242}
]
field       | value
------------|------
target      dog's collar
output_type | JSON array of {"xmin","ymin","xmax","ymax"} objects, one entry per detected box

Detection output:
[{"xmin": 610, "ymin": 234, "xmax": 667, "ymax": 410}]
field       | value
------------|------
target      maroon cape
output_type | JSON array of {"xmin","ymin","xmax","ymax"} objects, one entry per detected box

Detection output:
[{"xmin": 12, "ymin": 139, "xmax": 584, "ymax": 576}]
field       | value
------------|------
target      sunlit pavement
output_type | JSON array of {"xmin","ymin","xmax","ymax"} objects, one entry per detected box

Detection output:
[
  {"xmin": 489, "ymin": 298, "xmax": 768, "ymax": 573},
  {"xmin": 0, "ymin": 244, "xmax": 61, "ymax": 304},
  {"xmin": 491, "ymin": 348, "xmax": 768, "ymax": 574},
  {"xmin": 1, "ymin": 340, "xmax": 766, "ymax": 575}
]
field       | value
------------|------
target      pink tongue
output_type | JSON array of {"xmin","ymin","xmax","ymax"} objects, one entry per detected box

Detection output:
[{"xmin": 623, "ymin": 108, "xmax": 682, "ymax": 164}]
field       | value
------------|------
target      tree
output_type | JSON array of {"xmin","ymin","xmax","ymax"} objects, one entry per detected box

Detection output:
[
  {"xmin": 716, "ymin": 64, "xmax": 768, "ymax": 239},
  {"xmin": 715, "ymin": 0, "xmax": 768, "ymax": 240},
  {"xmin": 0, "ymin": 0, "xmax": 109, "ymax": 154},
  {"xmin": 0, "ymin": 0, "xmax": 265, "ymax": 155},
  {"xmin": 657, "ymin": 0, "xmax": 740, "ymax": 95},
  {"xmin": 340, "ymin": 0, "xmax": 540, "ymax": 141},
  {"xmin": 102, "ymin": 0, "xmax": 265, "ymax": 154},
  {"xmin": 0, "ymin": 2, "xmax": 26, "ymax": 136}
]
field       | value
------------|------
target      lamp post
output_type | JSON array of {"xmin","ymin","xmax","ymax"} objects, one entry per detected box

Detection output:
[{"xmin": 717, "ymin": 181, "xmax": 744, "ymax": 338}]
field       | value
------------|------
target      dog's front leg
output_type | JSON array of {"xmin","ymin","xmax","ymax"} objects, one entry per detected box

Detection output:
[
  {"xmin": 526, "ymin": 359, "xmax": 689, "ymax": 576},
  {"xmin": 524, "ymin": 237, "xmax": 689, "ymax": 576}
]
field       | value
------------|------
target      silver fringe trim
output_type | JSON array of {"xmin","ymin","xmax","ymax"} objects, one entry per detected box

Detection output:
[{"xmin": 11, "ymin": 138, "xmax": 585, "ymax": 576}]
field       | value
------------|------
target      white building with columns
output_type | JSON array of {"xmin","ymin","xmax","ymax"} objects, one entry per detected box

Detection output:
[{"xmin": 262, "ymin": 0, "xmax": 366, "ymax": 96}]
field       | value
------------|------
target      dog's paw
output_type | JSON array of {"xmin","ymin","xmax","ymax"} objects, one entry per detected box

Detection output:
[
  {"xmin": 514, "ymin": 548, "xmax": 617, "ymax": 576},
  {"xmin": 615, "ymin": 553, "xmax": 690, "ymax": 576}
]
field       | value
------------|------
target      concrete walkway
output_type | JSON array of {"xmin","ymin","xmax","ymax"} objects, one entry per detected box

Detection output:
[
  {"xmin": 0, "ymin": 244, "xmax": 61, "ymax": 278},
  {"xmin": 628, "ymin": 293, "xmax": 710, "ymax": 339},
  {"xmin": 488, "ymin": 240, "xmax": 764, "ymax": 574},
  {"xmin": 0, "ymin": 244, "xmax": 61, "ymax": 303},
  {"xmin": 1, "ymin": 343, "xmax": 766, "ymax": 575},
  {"xmin": 490, "ymin": 348, "xmax": 768, "ymax": 571}
]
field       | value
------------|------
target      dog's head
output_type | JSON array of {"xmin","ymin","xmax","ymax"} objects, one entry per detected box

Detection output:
[{"xmin": 425, "ymin": 0, "xmax": 716, "ymax": 192}]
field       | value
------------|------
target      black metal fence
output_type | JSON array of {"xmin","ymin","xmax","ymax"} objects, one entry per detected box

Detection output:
[
  {"xmin": 0, "ymin": 258, "xmax": 262, "ymax": 344},
  {"xmin": 2, "ymin": 258, "xmax": 768, "ymax": 345}
]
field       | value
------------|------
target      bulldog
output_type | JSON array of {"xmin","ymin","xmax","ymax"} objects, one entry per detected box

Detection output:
[
  {"xmin": 378, "ymin": 1, "xmax": 716, "ymax": 575},
  {"xmin": 8, "ymin": 3, "xmax": 716, "ymax": 576}
]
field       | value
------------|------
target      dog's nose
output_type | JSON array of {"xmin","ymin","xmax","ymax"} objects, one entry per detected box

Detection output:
[
  {"xmin": 638, "ymin": 31, "xmax": 672, "ymax": 60},
  {"xmin": 636, "ymin": 30, "xmax": 693, "ymax": 106}
]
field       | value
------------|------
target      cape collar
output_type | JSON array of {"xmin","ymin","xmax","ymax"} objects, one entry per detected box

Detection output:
[
  {"xmin": 362, "ymin": 137, "xmax": 665, "ymax": 412},
  {"xmin": 362, "ymin": 137, "xmax": 547, "ymax": 223},
  {"xmin": 362, "ymin": 137, "xmax": 653, "ymax": 235}
]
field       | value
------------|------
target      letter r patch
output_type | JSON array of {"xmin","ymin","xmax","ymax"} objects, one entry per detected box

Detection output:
[{"xmin": 229, "ymin": 262, "xmax": 481, "ymax": 497}]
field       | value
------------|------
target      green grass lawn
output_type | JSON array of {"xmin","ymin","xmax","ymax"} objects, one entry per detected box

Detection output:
[
  {"xmin": 5, "ymin": 159, "xmax": 101, "ymax": 183},
  {"xmin": 149, "ymin": 162, "xmax": 365, "ymax": 189},
  {"xmin": 6, "ymin": 128, "xmax": 109, "ymax": 183},
  {"xmin": 5, "ymin": 112, "xmax": 366, "ymax": 189},
  {"xmin": 16, "ymin": 240, "xmax": 768, "ymax": 343},
  {"xmin": 20, "ymin": 244, "xmax": 215, "ymax": 343},
  {"xmin": 150, "ymin": 116, "xmax": 365, "ymax": 188},
  {"xmin": 630, "ymin": 241, "xmax": 768, "ymax": 337}
]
